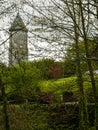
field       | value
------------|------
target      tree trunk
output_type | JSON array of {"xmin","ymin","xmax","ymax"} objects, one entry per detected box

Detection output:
[
  {"xmin": 72, "ymin": 1, "xmax": 89, "ymax": 129},
  {"xmin": 0, "ymin": 76, "xmax": 10, "ymax": 130},
  {"xmin": 79, "ymin": 1, "xmax": 98, "ymax": 129},
  {"xmin": 74, "ymin": 23, "xmax": 89, "ymax": 130}
]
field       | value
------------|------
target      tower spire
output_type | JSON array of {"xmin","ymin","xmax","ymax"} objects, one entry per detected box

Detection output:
[{"xmin": 9, "ymin": 13, "xmax": 28, "ymax": 32}]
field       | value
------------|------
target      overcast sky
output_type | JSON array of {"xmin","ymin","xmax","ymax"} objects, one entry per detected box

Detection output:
[
  {"xmin": 0, "ymin": 0, "xmax": 66, "ymax": 65},
  {"xmin": 0, "ymin": 0, "xmax": 98, "ymax": 64}
]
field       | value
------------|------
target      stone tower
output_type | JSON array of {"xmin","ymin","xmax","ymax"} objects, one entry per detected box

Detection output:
[{"xmin": 9, "ymin": 13, "xmax": 28, "ymax": 65}]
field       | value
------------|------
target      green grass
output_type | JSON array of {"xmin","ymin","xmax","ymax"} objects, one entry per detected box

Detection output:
[
  {"xmin": 39, "ymin": 77, "xmax": 77, "ymax": 93},
  {"xmin": 38, "ymin": 75, "xmax": 97, "ymax": 102},
  {"xmin": 39, "ymin": 75, "xmax": 93, "ymax": 94},
  {"xmin": 1, "ymin": 75, "xmax": 97, "ymax": 130},
  {"xmin": 5, "ymin": 75, "xmax": 98, "ymax": 102}
]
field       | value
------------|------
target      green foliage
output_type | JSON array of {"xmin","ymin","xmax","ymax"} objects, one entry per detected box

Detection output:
[
  {"xmin": 39, "ymin": 75, "xmax": 98, "ymax": 102},
  {"xmin": 31, "ymin": 58, "xmax": 55, "ymax": 80},
  {"xmin": 60, "ymin": 60, "xmax": 76, "ymax": 77},
  {"xmin": 65, "ymin": 39, "xmax": 98, "ymax": 73},
  {"xmin": 66, "ymin": 39, "xmax": 97, "ymax": 61},
  {"xmin": 31, "ymin": 59, "xmax": 62, "ymax": 79},
  {"xmin": 6, "ymin": 62, "xmax": 42, "ymax": 100},
  {"xmin": 0, "ymin": 60, "xmax": 97, "ymax": 103},
  {"xmin": 0, "ymin": 103, "xmax": 79, "ymax": 130},
  {"xmin": 39, "ymin": 77, "xmax": 77, "ymax": 93}
]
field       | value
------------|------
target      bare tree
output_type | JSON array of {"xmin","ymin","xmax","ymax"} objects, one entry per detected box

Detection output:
[
  {"xmin": 22, "ymin": 0, "xmax": 98, "ymax": 129},
  {"xmin": 0, "ymin": 1, "xmax": 17, "ymax": 130}
]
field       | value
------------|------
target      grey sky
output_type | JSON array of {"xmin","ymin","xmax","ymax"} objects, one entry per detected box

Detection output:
[
  {"xmin": 0, "ymin": 0, "xmax": 66, "ymax": 64},
  {"xmin": 0, "ymin": 0, "xmax": 98, "ymax": 64}
]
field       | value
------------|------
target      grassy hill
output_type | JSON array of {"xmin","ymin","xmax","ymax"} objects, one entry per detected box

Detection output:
[
  {"xmin": 5, "ymin": 75, "xmax": 98, "ymax": 103},
  {"xmin": 39, "ymin": 76, "xmax": 93, "ymax": 93},
  {"xmin": 39, "ymin": 75, "xmax": 98, "ymax": 102}
]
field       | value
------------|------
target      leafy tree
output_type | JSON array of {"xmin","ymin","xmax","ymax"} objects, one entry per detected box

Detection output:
[
  {"xmin": 48, "ymin": 62, "xmax": 61, "ymax": 79},
  {"xmin": 31, "ymin": 59, "xmax": 61, "ymax": 79},
  {"xmin": 66, "ymin": 39, "xmax": 98, "ymax": 61},
  {"xmin": 6, "ymin": 62, "xmax": 42, "ymax": 100},
  {"xmin": 0, "ymin": 63, "xmax": 10, "ymax": 130},
  {"xmin": 60, "ymin": 60, "xmax": 76, "ymax": 77},
  {"xmin": 66, "ymin": 39, "xmax": 98, "ymax": 73}
]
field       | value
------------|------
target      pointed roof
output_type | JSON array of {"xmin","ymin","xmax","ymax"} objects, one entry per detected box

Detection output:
[{"xmin": 9, "ymin": 13, "xmax": 28, "ymax": 32}]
